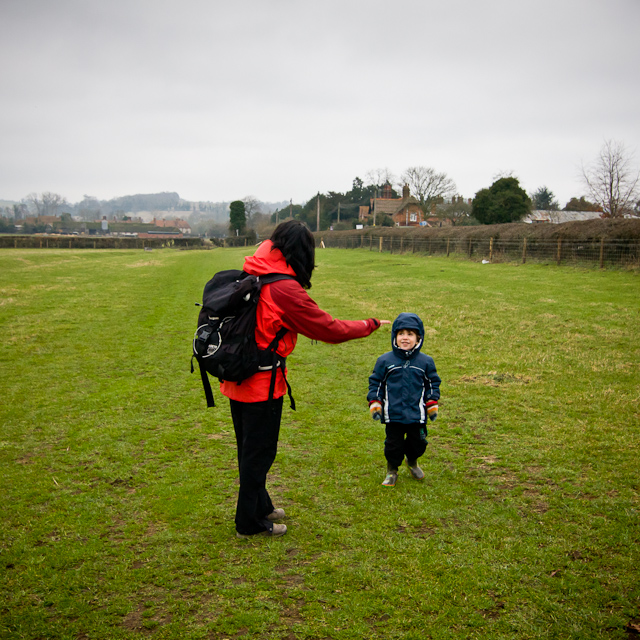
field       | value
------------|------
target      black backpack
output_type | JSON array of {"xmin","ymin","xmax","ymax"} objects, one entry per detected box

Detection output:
[{"xmin": 191, "ymin": 269, "xmax": 296, "ymax": 409}]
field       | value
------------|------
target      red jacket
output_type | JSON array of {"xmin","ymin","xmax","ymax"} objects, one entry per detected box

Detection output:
[{"xmin": 219, "ymin": 240, "xmax": 381, "ymax": 403}]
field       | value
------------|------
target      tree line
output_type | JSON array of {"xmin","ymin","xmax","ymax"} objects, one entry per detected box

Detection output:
[{"xmin": 227, "ymin": 141, "xmax": 639, "ymax": 235}]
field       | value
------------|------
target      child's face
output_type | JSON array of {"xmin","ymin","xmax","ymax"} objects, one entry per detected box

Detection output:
[{"xmin": 396, "ymin": 328, "xmax": 418, "ymax": 351}]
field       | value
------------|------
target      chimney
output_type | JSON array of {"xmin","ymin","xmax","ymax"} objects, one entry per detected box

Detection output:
[{"xmin": 403, "ymin": 184, "xmax": 410, "ymax": 199}]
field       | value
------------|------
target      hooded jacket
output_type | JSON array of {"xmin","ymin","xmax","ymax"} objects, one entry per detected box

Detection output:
[
  {"xmin": 220, "ymin": 240, "xmax": 381, "ymax": 403},
  {"xmin": 367, "ymin": 312, "xmax": 441, "ymax": 424}
]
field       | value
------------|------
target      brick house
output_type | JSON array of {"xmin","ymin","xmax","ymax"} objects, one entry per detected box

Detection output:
[
  {"xmin": 152, "ymin": 218, "xmax": 191, "ymax": 234},
  {"xmin": 359, "ymin": 184, "xmax": 425, "ymax": 226},
  {"xmin": 24, "ymin": 215, "xmax": 59, "ymax": 227}
]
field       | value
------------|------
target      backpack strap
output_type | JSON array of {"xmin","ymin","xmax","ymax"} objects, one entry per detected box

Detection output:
[
  {"xmin": 191, "ymin": 355, "xmax": 215, "ymax": 408},
  {"xmin": 259, "ymin": 273, "xmax": 295, "ymax": 285},
  {"xmin": 266, "ymin": 326, "xmax": 295, "ymax": 411},
  {"xmin": 260, "ymin": 273, "xmax": 296, "ymax": 411}
]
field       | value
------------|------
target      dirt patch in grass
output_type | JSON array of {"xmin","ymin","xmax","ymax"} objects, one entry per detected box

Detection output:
[
  {"xmin": 453, "ymin": 372, "xmax": 533, "ymax": 386},
  {"xmin": 397, "ymin": 521, "xmax": 438, "ymax": 537},
  {"xmin": 126, "ymin": 260, "xmax": 162, "ymax": 268}
]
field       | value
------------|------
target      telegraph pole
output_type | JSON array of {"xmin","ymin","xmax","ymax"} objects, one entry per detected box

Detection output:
[
  {"xmin": 373, "ymin": 188, "xmax": 378, "ymax": 226},
  {"xmin": 316, "ymin": 192, "xmax": 320, "ymax": 232}
]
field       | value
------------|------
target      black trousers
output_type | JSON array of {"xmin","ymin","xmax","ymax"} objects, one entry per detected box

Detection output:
[
  {"xmin": 229, "ymin": 397, "xmax": 284, "ymax": 535},
  {"xmin": 384, "ymin": 422, "xmax": 427, "ymax": 470}
]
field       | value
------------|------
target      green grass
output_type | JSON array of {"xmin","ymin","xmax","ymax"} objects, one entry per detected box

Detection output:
[{"xmin": 0, "ymin": 247, "xmax": 638, "ymax": 639}]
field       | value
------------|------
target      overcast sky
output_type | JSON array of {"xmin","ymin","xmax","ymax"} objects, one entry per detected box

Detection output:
[{"xmin": 1, "ymin": 0, "xmax": 639, "ymax": 207}]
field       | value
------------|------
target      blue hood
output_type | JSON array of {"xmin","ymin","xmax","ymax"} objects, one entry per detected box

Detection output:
[{"xmin": 391, "ymin": 312, "xmax": 425, "ymax": 359}]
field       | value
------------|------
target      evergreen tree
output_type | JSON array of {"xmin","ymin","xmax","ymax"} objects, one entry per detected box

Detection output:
[
  {"xmin": 531, "ymin": 186, "xmax": 559, "ymax": 210},
  {"xmin": 472, "ymin": 177, "xmax": 531, "ymax": 224},
  {"xmin": 229, "ymin": 200, "xmax": 246, "ymax": 235}
]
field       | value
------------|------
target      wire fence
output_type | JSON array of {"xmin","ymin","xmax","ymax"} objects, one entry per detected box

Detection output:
[
  {"xmin": 317, "ymin": 233, "xmax": 640, "ymax": 269},
  {"xmin": 4, "ymin": 232, "xmax": 639, "ymax": 268},
  {"xmin": 0, "ymin": 235, "xmax": 203, "ymax": 250}
]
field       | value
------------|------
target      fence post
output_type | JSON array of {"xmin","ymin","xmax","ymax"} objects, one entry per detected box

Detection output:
[
  {"xmin": 400, "ymin": 237, "xmax": 403, "ymax": 253},
  {"xmin": 468, "ymin": 238, "xmax": 473, "ymax": 258},
  {"xmin": 522, "ymin": 237, "xmax": 527, "ymax": 264},
  {"xmin": 446, "ymin": 238, "xmax": 450, "ymax": 257},
  {"xmin": 557, "ymin": 238, "xmax": 562, "ymax": 265},
  {"xmin": 599, "ymin": 238, "xmax": 604, "ymax": 269},
  {"xmin": 412, "ymin": 237, "xmax": 415, "ymax": 253},
  {"xmin": 390, "ymin": 237, "xmax": 393, "ymax": 254},
  {"xmin": 379, "ymin": 237, "xmax": 383, "ymax": 253},
  {"xmin": 489, "ymin": 237, "xmax": 494, "ymax": 263}
]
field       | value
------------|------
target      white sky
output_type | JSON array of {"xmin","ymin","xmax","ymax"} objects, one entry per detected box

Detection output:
[{"xmin": 1, "ymin": 0, "xmax": 639, "ymax": 207}]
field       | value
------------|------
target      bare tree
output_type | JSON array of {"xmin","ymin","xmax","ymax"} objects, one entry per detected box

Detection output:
[
  {"xmin": 26, "ymin": 193, "xmax": 43, "ymax": 215},
  {"xmin": 399, "ymin": 166, "xmax": 457, "ymax": 208},
  {"xmin": 13, "ymin": 203, "xmax": 27, "ymax": 220},
  {"xmin": 582, "ymin": 140, "xmax": 640, "ymax": 218},
  {"xmin": 437, "ymin": 196, "xmax": 473, "ymax": 225},
  {"xmin": 26, "ymin": 192, "xmax": 68, "ymax": 217},
  {"xmin": 77, "ymin": 195, "xmax": 102, "ymax": 221},
  {"xmin": 242, "ymin": 196, "xmax": 262, "ymax": 226},
  {"xmin": 365, "ymin": 168, "xmax": 396, "ymax": 190}
]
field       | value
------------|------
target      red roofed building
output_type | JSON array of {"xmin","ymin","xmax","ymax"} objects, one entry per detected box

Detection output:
[
  {"xmin": 152, "ymin": 218, "xmax": 191, "ymax": 234},
  {"xmin": 359, "ymin": 184, "xmax": 426, "ymax": 227}
]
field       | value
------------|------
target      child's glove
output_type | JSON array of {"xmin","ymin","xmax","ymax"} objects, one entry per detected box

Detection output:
[
  {"xmin": 369, "ymin": 401, "xmax": 382, "ymax": 421},
  {"xmin": 426, "ymin": 400, "xmax": 438, "ymax": 421}
]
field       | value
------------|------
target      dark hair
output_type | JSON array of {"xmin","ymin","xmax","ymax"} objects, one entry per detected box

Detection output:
[{"xmin": 270, "ymin": 220, "xmax": 315, "ymax": 289}]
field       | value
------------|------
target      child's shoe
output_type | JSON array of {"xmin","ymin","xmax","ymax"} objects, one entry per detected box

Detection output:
[
  {"xmin": 382, "ymin": 468, "xmax": 398, "ymax": 486},
  {"xmin": 407, "ymin": 459, "xmax": 425, "ymax": 480}
]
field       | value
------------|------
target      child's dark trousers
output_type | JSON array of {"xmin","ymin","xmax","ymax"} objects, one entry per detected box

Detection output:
[{"xmin": 384, "ymin": 422, "xmax": 427, "ymax": 470}]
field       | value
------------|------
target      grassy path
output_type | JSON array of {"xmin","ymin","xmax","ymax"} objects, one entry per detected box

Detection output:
[{"xmin": 0, "ymin": 248, "xmax": 638, "ymax": 639}]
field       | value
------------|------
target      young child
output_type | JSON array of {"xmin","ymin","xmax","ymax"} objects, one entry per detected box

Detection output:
[{"xmin": 367, "ymin": 312, "xmax": 441, "ymax": 486}]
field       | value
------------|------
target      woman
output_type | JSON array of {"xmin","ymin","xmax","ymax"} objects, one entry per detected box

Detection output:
[{"xmin": 220, "ymin": 220, "xmax": 388, "ymax": 538}]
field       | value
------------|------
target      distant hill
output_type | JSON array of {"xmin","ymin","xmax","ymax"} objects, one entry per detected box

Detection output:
[
  {"xmin": 106, "ymin": 192, "xmax": 182, "ymax": 212},
  {"xmin": 2, "ymin": 192, "xmax": 291, "ymax": 224}
]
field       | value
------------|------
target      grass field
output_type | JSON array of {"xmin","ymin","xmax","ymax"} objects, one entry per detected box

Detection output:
[{"xmin": 1, "ymin": 247, "xmax": 638, "ymax": 640}]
